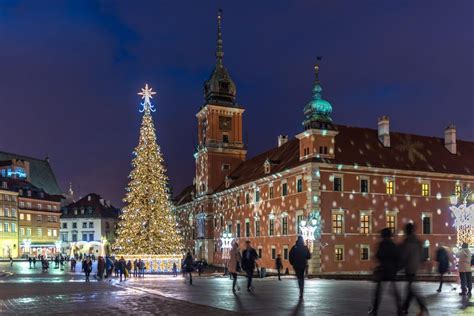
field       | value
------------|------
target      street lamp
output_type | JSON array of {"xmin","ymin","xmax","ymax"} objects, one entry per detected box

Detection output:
[{"xmin": 220, "ymin": 231, "xmax": 233, "ymax": 275}]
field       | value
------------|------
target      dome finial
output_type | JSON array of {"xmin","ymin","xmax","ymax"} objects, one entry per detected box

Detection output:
[
  {"xmin": 314, "ymin": 56, "xmax": 322, "ymax": 83},
  {"xmin": 216, "ymin": 9, "xmax": 224, "ymax": 66}
]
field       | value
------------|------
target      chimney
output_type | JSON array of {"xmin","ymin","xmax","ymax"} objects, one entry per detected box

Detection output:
[
  {"xmin": 378, "ymin": 116, "xmax": 390, "ymax": 147},
  {"xmin": 278, "ymin": 135, "xmax": 288, "ymax": 147},
  {"xmin": 444, "ymin": 124, "xmax": 456, "ymax": 154}
]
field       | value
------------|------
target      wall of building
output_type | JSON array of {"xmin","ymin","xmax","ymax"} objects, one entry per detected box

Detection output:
[{"xmin": 0, "ymin": 190, "xmax": 19, "ymax": 258}]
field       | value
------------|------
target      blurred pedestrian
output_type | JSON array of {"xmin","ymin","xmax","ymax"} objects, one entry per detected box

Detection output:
[
  {"xmin": 369, "ymin": 228, "xmax": 401, "ymax": 315},
  {"xmin": 126, "ymin": 260, "xmax": 132, "ymax": 277},
  {"xmin": 172, "ymin": 262, "xmax": 178, "ymax": 277},
  {"xmin": 140, "ymin": 259, "xmax": 146, "ymax": 277},
  {"xmin": 435, "ymin": 246, "xmax": 450, "ymax": 292},
  {"xmin": 9, "ymin": 256, "xmax": 13, "ymax": 267},
  {"xmin": 275, "ymin": 254, "xmax": 283, "ymax": 281},
  {"xmin": 133, "ymin": 259, "xmax": 138, "ymax": 277},
  {"xmin": 119, "ymin": 256, "xmax": 127, "ymax": 282},
  {"xmin": 229, "ymin": 242, "xmax": 242, "ymax": 293},
  {"xmin": 84, "ymin": 257, "xmax": 92, "ymax": 282},
  {"xmin": 28, "ymin": 257, "xmax": 32, "ymax": 268},
  {"xmin": 184, "ymin": 251, "xmax": 194, "ymax": 285},
  {"xmin": 289, "ymin": 236, "xmax": 311, "ymax": 299},
  {"xmin": 241, "ymin": 240, "xmax": 259, "ymax": 292},
  {"xmin": 97, "ymin": 256, "xmax": 105, "ymax": 280},
  {"xmin": 400, "ymin": 223, "xmax": 427, "ymax": 315},
  {"xmin": 33, "ymin": 257, "xmax": 37, "ymax": 268},
  {"xmin": 458, "ymin": 242, "xmax": 472, "ymax": 296}
]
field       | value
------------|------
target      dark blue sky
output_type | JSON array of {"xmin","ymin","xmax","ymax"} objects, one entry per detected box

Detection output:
[{"xmin": 0, "ymin": 1, "xmax": 472, "ymax": 205}]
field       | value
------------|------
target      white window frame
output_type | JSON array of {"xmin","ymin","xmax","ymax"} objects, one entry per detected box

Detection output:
[
  {"xmin": 360, "ymin": 244, "xmax": 370, "ymax": 261},
  {"xmin": 359, "ymin": 176, "xmax": 370, "ymax": 194},
  {"xmin": 421, "ymin": 212, "xmax": 432, "ymax": 235},
  {"xmin": 331, "ymin": 210, "xmax": 345, "ymax": 234},
  {"xmin": 385, "ymin": 210, "xmax": 398, "ymax": 235},
  {"xmin": 359, "ymin": 210, "xmax": 372, "ymax": 234},
  {"xmin": 271, "ymin": 246, "xmax": 276, "ymax": 260},
  {"xmin": 331, "ymin": 174, "xmax": 343, "ymax": 192},
  {"xmin": 334, "ymin": 245, "xmax": 345, "ymax": 262},
  {"xmin": 296, "ymin": 176, "xmax": 303, "ymax": 193}
]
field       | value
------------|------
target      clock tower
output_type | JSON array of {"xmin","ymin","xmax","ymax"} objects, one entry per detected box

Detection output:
[{"xmin": 195, "ymin": 10, "xmax": 246, "ymax": 195}]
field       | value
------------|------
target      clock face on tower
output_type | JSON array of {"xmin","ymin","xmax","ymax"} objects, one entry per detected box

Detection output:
[{"xmin": 219, "ymin": 116, "xmax": 232, "ymax": 131}]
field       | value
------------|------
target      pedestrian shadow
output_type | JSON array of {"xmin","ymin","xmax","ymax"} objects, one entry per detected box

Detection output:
[
  {"xmin": 460, "ymin": 296, "xmax": 473, "ymax": 310},
  {"xmin": 290, "ymin": 297, "xmax": 303, "ymax": 316},
  {"xmin": 232, "ymin": 292, "xmax": 245, "ymax": 312}
]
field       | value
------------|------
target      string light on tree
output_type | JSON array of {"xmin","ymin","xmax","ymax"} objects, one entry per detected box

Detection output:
[{"xmin": 114, "ymin": 83, "xmax": 183, "ymax": 256}]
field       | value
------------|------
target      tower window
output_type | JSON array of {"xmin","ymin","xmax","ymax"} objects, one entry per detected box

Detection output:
[
  {"xmin": 219, "ymin": 81, "xmax": 229, "ymax": 92},
  {"xmin": 221, "ymin": 163, "xmax": 230, "ymax": 171},
  {"xmin": 222, "ymin": 134, "xmax": 229, "ymax": 143}
]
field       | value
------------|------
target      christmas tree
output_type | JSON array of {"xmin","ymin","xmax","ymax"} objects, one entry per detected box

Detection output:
[{"xmin": 114, "ymin": 84, "xmax": 183, "ymax": 255}]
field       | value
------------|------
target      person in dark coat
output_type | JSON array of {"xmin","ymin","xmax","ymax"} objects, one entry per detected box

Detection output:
[
  {"xmin": 83, "ymin": 257, "xmax": 92, "ymax": 282},
  {"xmin": 97, "ymin": 256, "xmax": 105, "ymax": 280},
  {"xmin": 118, "ymin": 256, "xmax": 127, "ymax": 282},
  {"xmin": 275, "ymin": 254, "xmax": 283, "ymax": 281},
  {"xmin": 435, "ymin": 246, "xmax": 450, "ymax": 292},
  {"xmin": 241, "ymin": 240, "xmax": 259, "ymax": 292},
  {"xmin": 369, "ymin": 228, "xmax": 401, "ymax": 315},
  {"xmin": 289, "ymin": 236, "xmax": 311, "ymax": 298},
  {"xmin": 183, "ymin": 252, "xmax": 194, "ymax": 285},
  {"xmin": 400, "ymin": 223, "xmax": 427, "ymax": 315}
]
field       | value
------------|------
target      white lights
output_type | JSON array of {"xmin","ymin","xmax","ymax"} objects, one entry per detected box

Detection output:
[{"xmin": 449, "ymin": 189, "xmax": 474, "ymax": 247}]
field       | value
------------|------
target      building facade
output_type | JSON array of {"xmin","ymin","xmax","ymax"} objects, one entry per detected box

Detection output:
[
  {"xmin": 60, "ymin": 193, "xmax": 119, "ymax": 257},
  {"xmin": 0, "ymin": 183, "xmax": 19, "ymax": 258},
  {"xmin": 173, "ymin": 13, "xmax": 474, "ymax": 274}
]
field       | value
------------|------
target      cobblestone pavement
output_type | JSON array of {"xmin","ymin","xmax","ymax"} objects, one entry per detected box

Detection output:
[{"xmin": 0, "ymin": 261, "xmax": 472, "ymax": 315}]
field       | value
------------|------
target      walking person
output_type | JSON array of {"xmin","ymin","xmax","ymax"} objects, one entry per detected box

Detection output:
[
  {"xmin": 28, "ymin": 257, "xmax": 32, "ymax": 268},
  {"xmin": 183, "ymin": 251, "xmax": 194, "ymax": 285},
  {"xmin": 97, "ymin": 256, "xmax": 105, "ymax": 280},
  {"xmin": 119, "ymin": 256, "xmax": 127, "ymax": 282},
  {"xmin": 140, "ymin": 259, "xmax": 146, "ymax": 277},
  {"xmin": 368, "ymin": 228, "xmax": 401, "ymax": 315},
  {"xmin": 241, "ymin": 240, "xmax": 259, "ymax": 292},
  {"xmin": 9, "ymin": 256, "xmax": 13, "ymax": 267},
  {"xmin": 228, "ymin": 242, "xmax": 242, "ymax": 293},
  {"xmin": 133, "ymin": 259, "xmax": 138, "ymax": 277},
  {"xmin": 84, "ymin": 257, "xmax": 92, "ymax": 282},
  {"xmin": 33, "ymin": 257, "xmax": 36, "ymax": 268},
  {"xmin": 458, "ymin": 242, "xmax": 472, "ymax": 296},
  {"xmin": 275, "ymin": 254, "xmax": 283, "ymax": 281},
  {"xmin": 400, "ymin": 223, "xmax": 428, "ymax": 315},
  {"xmin": 435, "ymin": 246, "xmax": 450, "ymax": 292},
  {"xmin": 172, "ymin": 262, "xmax": 178, "ymax": 277},
  {"xmin": 289, "ymin": 236, "xmax": 311, "ymax": 299}
]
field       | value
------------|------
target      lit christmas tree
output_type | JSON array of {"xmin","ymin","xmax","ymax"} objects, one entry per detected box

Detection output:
[{"xmin": 114, "ymin": 84, "xmax": 183, "ymax": 255}]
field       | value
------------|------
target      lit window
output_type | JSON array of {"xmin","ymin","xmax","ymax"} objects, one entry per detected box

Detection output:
[
  {"xmin": 386, "ymin": 179, "xmax": 394, "ymax": 195},
  {"xmin": 269, "ymin": 186, "xmax": 274, "ymax": 199},
  {"xmin": 27, "ymin": 228, "xmax": 32, "ymax": 236},
  {"xmin": 386, "ymin": 213, "xmax": 396, "ymax": 234},
  {"xmin": 269, "ymin": 219, "xmax": 274, "ymax": 236},
  {"xmin": 360, "ymin": 245, "xmax": 370, "ymax": 261},
  {"xmin": 53, "ymin": 229, "xmax": 57, "ymax": 237},
  {"xmin": 11, "ymin": 209, "xmax": 16, "ymax": 218},
  {"xmin": 4, "ymin": 223, "xmax": 10, "ymax": 232},
  {"xmin": 332, "ymin": 212, "xmax": 344, "ymax": 234},
  {"xmin": 360, "ymin": 213, "xmax": 370, "ymax": 234},
  {"xmin": 333, "ymin": 177, "xmax": 342, "ymax": 192},
  {"xmin": 421, "ymin": 183, "xmax": 430, "ymax": 197},
  {"xmin": 282, "ymin": 216, "xmax": 288, "ymax": 235},
  {"xmin": 335, "ymin": 246, "xmax": 344, "ymax": 261},
  {"xmin": 27, "ymin": 214, "xmax": 31, "ymax": 221},
  {"xmin": 455, "ymin": 184, "xmax": 462, "ymax": 196},
  {"xmin": 20, "ymin": 227, "xmax": 24, "ymax": 236},
  {"xmin": 47, "ymin": 229, "xmax": 52, "ymax": 237}
]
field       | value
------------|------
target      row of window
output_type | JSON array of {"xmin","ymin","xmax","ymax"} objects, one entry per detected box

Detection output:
[
  {"xmin": 19, "ymin": 213, "xmax": 58, "ymax": 222},
  {"xmin": 0, "ymin": 208, "xmax": 17, "ymax": 218},
  {"xmin": 332, "ymin": 176, "xmax": 467, "ymax": 198},
  {"xmin": 61, "ymin": 232, "xmax": 94, "ymax": 242},
  {"xmin": 19, "ymin": 202, "xmax": 58, "ymax": 211},
  {"xmin": 233, "ymin": 178, "xmax": 304, "ymax": 207},
  {"xmin": 0, "ymin": 194, "xmax": 17, "ymax": 202},
  {"xmin": 333, "ymin": 245, "xmax": 371, "ymax": 262},
  {"xmin": 216, "ymin": 211, "xmax": 433, "ymax": 238},
  {"xmin": 0, "ymin": 222, "xmax": 17, "ymax": 233},
  {"xmin": 19, "ymin": 227, "xmax": 58, "ymax": 237},
  {"xmin": 63, "ymin": 208, "xmax": 94, "ymax": 216},
  {"xmin": 331, "ymin": 211, "xmax": 433, "ymax": 235},
  {"xmin": 62, "ymin": 222, "xmax": 95, "ymax": 229}
]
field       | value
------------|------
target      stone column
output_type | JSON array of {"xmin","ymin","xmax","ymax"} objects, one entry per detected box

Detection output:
[{"xmin": 306, "ymin": 163, "xmax": 322, "ymax": 275}]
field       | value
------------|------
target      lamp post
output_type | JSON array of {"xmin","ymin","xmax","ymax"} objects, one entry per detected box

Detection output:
[
  {"xmin": 299, "ymin": 217, "xmax": 318, "ymax": 252},
  {"xmin": 449, "ymin": 188, "xmax": 474, "ymax": 247},
  {"xmin": 220, "ymin": 231, "xmax": 233, "ymax": 275}
]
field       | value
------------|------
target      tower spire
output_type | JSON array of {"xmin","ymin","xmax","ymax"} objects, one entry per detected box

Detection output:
[
  {"xmin": 216, "ymin": 9, "xmax": 224, "ymax": 66},
  {"xmin": 314, "ymin": 56, "xmax": 322, "ymax": 84}
]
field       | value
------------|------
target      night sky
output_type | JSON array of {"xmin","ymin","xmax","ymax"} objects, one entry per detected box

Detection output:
[{"xmin": 0, "ymin": 1, "xmax": 472, "ymax": 206}]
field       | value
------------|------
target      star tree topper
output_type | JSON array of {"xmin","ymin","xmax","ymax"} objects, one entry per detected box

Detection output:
[{"xmin": 138, "ymin": 83, "xmax": 157, "ymax": 113}]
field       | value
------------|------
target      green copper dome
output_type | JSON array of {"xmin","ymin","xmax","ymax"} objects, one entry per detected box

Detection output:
[{"xmin": 303, "ymin": 64, "xmax": 334, "ymax": 129}]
